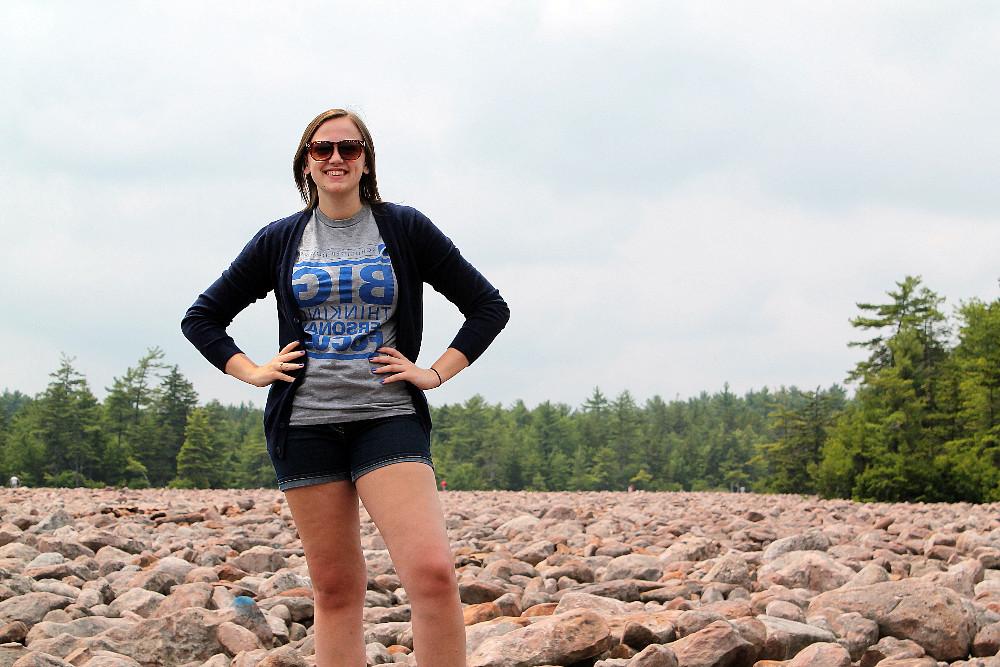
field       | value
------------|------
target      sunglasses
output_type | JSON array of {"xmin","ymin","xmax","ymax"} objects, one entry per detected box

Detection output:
[{"xmin": 305, "ymin": 139, "xmax": 366, "ymax": 162}]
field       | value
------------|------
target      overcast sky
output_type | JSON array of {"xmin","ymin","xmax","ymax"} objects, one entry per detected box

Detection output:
[{"xmin": 2, "ymin": 1, "xmax": 998, "ymax": 410}]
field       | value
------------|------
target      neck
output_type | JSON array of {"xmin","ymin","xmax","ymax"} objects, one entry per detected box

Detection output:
[{"xmin": 317, "ymin": 193, "xmax": 364, "ymax": 220}]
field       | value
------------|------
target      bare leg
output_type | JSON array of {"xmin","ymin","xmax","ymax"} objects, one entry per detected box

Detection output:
[
  {"xmin": 356, "ymin": 462, "xmax": 466, "ymax": 666},
  {"xmin": 284, "ymin": 481, "xmax": 367, "ymax": 667}
]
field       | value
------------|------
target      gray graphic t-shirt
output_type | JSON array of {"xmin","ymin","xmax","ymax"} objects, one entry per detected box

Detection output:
[{"xmin": 289, "ymin": 205, "xmax": 414, "ymax": 424}]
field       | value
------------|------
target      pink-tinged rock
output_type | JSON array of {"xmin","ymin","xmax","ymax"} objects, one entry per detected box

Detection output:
[
  {"xmin": 0, "ymin": 620, "xmax": 29, "ymax": 643},
  {"xmin": 35, "ymin": 537, "xmax": 94, "ymax": 561},
  {"xmin": 858, "ymin": 636, "xmax": 926, "ymax": 667},
  {"xmin": 950, "ymin": 659, "xmax": 1000, "ymax": 667},
  {"xmin": 216, "ymin": 621, "xmax": 263, "ymax": 655},
  {"xmin": 88, "ymin": 607, "xmax": 230, "ymax": 665},
  {"xmin": 828, "ymin": 612, "xmax": 878, "ymax": 661},
  {"xmin": 9, "ymin": 650, "xmax": 74, "ymax": 665},
  {"xmin": 609, "ymin": 611, "xmax": 681, "ymax": 647},
  {"xmin": 0, "ymin": 523, "xmax": 24, "ymax": 548},
  {"xmin": 494, "ymin": 592, "xmax": 522, "ymax": 618},
  {"xmin": 757, "ymin": 551, "xmax": 854, "ymax": 593},
  {"xmin": 25, "ymin": 616, "xmax": 130, "ymax": 645},
  {"xmin": 659, "ymin": 538, "xmax": 720, "ymax": 564},
  {"xmin": 920, "ymin": 559, "xmax": 983, "ymax": 598},
  {"xmin": 465, "ymin": 619, "xmax": 526, "ymax": 656},
  {"xmin": 496, "ymin": 515, "xmax": 540, "ymax": 538},
  {"xmin": 255, "ymin": 645, "xmax": 309, "ymax": 666},
  {"xmin": 256, "ymin": 572, "xmax": 311, "ymax": 600},
  {"xmin": 703, "ymin": 555, "xmax": 752, "ymax": 589},
  {"xmin": 464, "ymin": 601, "xmax": 502, "ymax": 626},
  {"xmin": 183, "ymin": 566, "xmax": 220, "ymax": 584},
  {"xmin": 808, "ymin": 579, "xmax": 976, "ymax": 661},
  {"xmin": 573, "ymin": 579, "xmax": 644, "ymax": 602},
  {"xmin": 229, "ymin": 546, "xmax": 286, "ymax": 574},
  {"xmin": 459, "ymin": 580, "xmax": 508, "ymax": 605},
  {"xmin": 627, "ymin": 644, "xmax": 679, "ymax": 667},
  {"xmin": 364, "ymin": 621, "xmax": 412, "ymax": 649},
  {"xmin": 668, "ymin": 619, "xmax": 755, "ymax": 667},
  {"xmin": 513, "ymin": 540, "xmax": 556, "ymax": 566},
  {"xmin": 783, "ymin": 642, "xmax": 851, "ymax": 667},
  {"xmin": 537, "ymin": 556, "xmax": 594, "ymax": 583},
  {"xmin": 0, "ymin": 593, "xmax": 74, "ymax": 625},
  {"xmin": 757, "ymin": 616, "xmax": 836, "ymax": 661},
  {"xmin": 75, "ymin": 649, "xmax": 144, "ymax": 665},
  {"xmin": 602, "ymin": 554, "xmax": 664, "ymax": 582},
  {"xmin": 150, "ymin": 582, "xmax": 213, "ymax": 618},
  {"xmin": 872, "ymin": 658, "xmax": 938, "ymax": 667},
  {"xmin": 764, "ymin": 600, "xmax": 805, "ymax": 623},
  {"xmin": 973, "ymin": 621, "xmax": 1000, "ymax": 657},
  {"xmin": 842, "ymin": 563, "xmax": 890, "ymax": 589},
  {"xmin": 107, "ymin": 588, "xmax": 165, "ymax": 618},
  {"xmin": 676, "ymin": 611, "xmax": 726, "ymax": 638},
  {"xmin": 728, "ymin": 617, "xmax": 766, "ymax": 656},
  {"xmin": 762, "ymin": 532, "xmax": 831, "ymax": 562},
  {"xmin": 554, "ymin": 592, "xmax": 631, "ymax": 616},
  {"xmin": 123, "ymin": 570, "xmax": 177, "ymax": 596},
  {"xmin": 700, "ymin": 599, "xmax": 752, "ymax": 620},
  {"xmin": 468, "ymin": 609, "xmax": 614, "ymax": 667}
]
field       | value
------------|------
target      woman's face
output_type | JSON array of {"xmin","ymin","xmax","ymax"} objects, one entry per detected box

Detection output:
[{"xmin": 305, "ymin": 116, "xmax": 368, "ymax": 204}]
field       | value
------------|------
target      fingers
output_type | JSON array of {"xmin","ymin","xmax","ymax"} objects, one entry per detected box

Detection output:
[{"xmin": 279, "ymin": 340, "xmax": 301, "ymax": 354}]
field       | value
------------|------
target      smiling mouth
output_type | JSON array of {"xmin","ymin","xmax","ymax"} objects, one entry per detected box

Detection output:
[{"xmin": 324, "ymin": 169, "xmax": 346, "ymax": 177}]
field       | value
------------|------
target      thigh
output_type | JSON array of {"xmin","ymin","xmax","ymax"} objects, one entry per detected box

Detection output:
[
  {"xmin": 283, "ymin": 480, "xmax": 366, "ymax": 592},
  {"xmin": 354, "ymin": 462, "xmax": 453, "ymax": 586}
]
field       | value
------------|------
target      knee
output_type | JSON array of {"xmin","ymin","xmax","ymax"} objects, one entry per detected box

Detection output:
[
  {"xmin": 309, "ymin": 562, "xmax": 367, "ymax": 608},
  {"xmin": 404, "ymin": 557, "xmax": 457, "ymax": 601}
]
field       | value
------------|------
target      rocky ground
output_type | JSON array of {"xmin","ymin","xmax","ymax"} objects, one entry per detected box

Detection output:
[{"xmin": 0, "ymin": 488, "xmax": 998, "ymax": 667}]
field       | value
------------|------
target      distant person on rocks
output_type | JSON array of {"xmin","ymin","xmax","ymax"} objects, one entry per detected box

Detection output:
[
  {"xmin": 182, "ymin": 108, "xmax": 509, "ymax": 666},
  {"xmin": 8, "ymin": 476, "xmax": 18, "ymax": 488}
]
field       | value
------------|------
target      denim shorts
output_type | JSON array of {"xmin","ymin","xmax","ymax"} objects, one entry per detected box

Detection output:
[{"xmin": 271, "ymin": 414, "xmax": 433, "ymax": 491}]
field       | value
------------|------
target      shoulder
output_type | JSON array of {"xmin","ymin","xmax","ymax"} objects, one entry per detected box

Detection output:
[
  {"xmin": 373, "ymin": 201, "xmax": 429, "ymax": 225},
  {"xmin": 233, "ymin": 209, "xmax": 310, "ymax": 262},
  {"xmin": 372, "ymin": 202, "xmax": 442, "ymax": 238}
]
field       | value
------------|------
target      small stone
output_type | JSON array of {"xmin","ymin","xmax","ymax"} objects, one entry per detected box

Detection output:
[
  {"xmin": 627, "ymin": 644, "xmax": 678, "ymax": 667},
  {"xmin": 217, "ymin": 621, "xmax": 264, "ymax": 655},
  {"xmin": 784, "ymin": 642, "xmax": 851, "ymax": 667}
]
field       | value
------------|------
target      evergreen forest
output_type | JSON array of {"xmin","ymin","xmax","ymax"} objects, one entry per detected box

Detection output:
[{"xmin": 1, "ymin": 276, "xmax": 998, "ymax": 503}]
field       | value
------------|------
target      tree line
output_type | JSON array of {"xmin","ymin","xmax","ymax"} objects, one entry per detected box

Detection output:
[{"xmin": 1, "ymin": 276, "xmax": 997, "ymax": 502}]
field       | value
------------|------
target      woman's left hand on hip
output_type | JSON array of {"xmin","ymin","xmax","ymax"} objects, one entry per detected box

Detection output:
[{"xmin": 370, "ymin": 347, "xmax": 440, "ymax": 390}]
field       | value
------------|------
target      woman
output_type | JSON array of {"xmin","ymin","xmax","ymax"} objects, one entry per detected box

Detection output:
[{"xmin": 182, "ymin": 108, "xmax": 509, "ymax": 665}]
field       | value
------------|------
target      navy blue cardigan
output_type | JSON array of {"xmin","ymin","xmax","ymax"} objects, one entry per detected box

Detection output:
[{"xmin": 181, "ymin": 202, "xmax": 509, "ymax": 459}]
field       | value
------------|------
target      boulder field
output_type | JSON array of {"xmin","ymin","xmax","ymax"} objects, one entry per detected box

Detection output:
[{"xmin": 0, "ymin": 488, "xmax": 998, "ymax": 667}]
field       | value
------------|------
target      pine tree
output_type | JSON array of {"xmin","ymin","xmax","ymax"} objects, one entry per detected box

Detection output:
[
  {"xmin": 103, "ymin": 348, "xmax": 166, "ymax": 483},
  {"xmin": 819, "ymin": 277, "xmax": 950, "ymax": 501},
  {"xmin": 175, "ymin": 409, "xmax": 216, "ymax": 488},
  {"xmin": 2, "ymin": 357, "xmax": 105, "ymax": 486},
  {"xmin": 146, "ymin": 365, "xmax": 198, "ymax": 486}
]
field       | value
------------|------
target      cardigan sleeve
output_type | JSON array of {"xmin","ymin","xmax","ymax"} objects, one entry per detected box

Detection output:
[
  {"xmin": 181, "ymin": 225, "xmax": 276, "ymax": 372},
  {"xmin": 412, "ymin": 211, "xmax": 510, "ymax": 364}
]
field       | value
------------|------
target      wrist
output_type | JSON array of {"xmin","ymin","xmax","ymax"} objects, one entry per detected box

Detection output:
[{"xmin": 429, "ymin": 367, "xmax": 443, "ymax": 387}]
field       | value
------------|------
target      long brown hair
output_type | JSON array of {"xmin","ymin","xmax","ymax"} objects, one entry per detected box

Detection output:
[{"xmin": 293, "ymin": 108, "xmax": 381, "ymax": 210}]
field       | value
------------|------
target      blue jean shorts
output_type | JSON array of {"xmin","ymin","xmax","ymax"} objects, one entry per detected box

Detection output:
[{"xmin": 271, "ymin": 414, "xmax": 433, "ymax": 491}]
